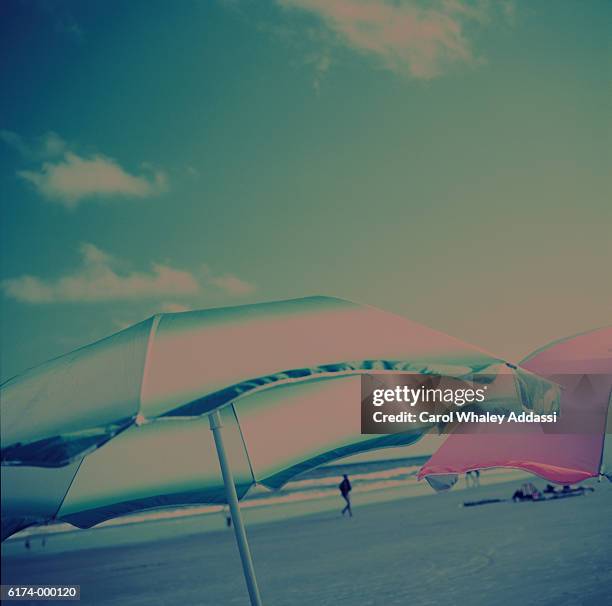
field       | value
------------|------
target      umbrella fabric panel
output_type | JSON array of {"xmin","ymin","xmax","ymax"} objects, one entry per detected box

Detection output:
[
  {"xmin": 234, "ymin": 376, "xmax": 426, "ymax": 489},
  {"xmin": 140, "ymin": 297, "xmax": 502, "ymax": 419},
  {"xmin": 520, "ymin": 329, "xmax": 611, "ymax": 481},
  {"xmin": 419, "ymin": 327, "xmax": 612, "ymax": 487},
  {"xmin": 1, "ymin": 462, "xmax": 81, "ymax": 540},
  {"xmin": 55, "ymin": 406, "xmax": 253, "ymax": 528},
  {"xmin": 418, "ymin": 428, "xmax": 601, "ymax": 486},
  {"xmin": 522, "ymin": 327, "xmax": 612, "ymax": 482},
  {"xmin": 1, "ymin": 317, "xmax": 153, "ymax": 467}
]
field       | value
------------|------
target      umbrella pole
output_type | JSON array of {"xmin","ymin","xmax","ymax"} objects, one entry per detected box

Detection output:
[{"xmin": 209, "ymin": 410, "xmax": 263, "ymax": 606}]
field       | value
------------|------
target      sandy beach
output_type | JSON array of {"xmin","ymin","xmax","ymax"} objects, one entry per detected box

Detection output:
[{"xmin": 3, "ymin": 478, "xmax": 610, "ymax": 605}]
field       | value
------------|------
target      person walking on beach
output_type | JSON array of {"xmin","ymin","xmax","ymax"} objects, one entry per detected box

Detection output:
[{"xmin": 339, "ymin": 474, "xmax": 353, "ymax": 517}]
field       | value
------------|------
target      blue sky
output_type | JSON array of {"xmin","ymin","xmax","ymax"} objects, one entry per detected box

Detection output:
[{"xmin": 1, "ymin": 0, "xmax": 611, "ymax": 380}]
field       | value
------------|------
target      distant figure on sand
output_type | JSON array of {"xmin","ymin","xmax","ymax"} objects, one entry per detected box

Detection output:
[
  {"xmin": 222, "ymin": 505, "xmax": 232, "ymax": 528},
  {"xmin": 465, "ymin": 470, "xmax": 480, "ymax": 487},
  {"xmin": 339, "ymin": 474, "xmax": 352, "ymax": 517}
]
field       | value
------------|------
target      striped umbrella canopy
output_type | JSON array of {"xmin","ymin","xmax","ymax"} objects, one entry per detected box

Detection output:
[
  {"xmin": 2, "ymin": 296, "xmax": 558, "ymax": 542},
  {"xmin": 418, "ymin": 327, "xmax": 612, "ymax": 490}
]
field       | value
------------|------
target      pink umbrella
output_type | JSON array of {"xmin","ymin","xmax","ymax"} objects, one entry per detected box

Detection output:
[{"xmin": 418, "ymin": 327, "xmax": 612, "ymax": 489}]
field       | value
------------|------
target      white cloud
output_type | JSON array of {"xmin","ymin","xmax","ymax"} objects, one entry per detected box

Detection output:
[
  {"xmin": 277, "ymin": 0, "xmax": 500, "ymax": 79},
  {"xmin": 2, "ymin": 244, "xmax": 198, "ymax": 303},
  {"xmin": 18, "ymin": 152, "xmax": 168, "ymax": 208},
  {"xmin": 2, "ymin": 244, "xmax": 256, "ymax": 304},
  {"xmin": 2, "ymin": 130, "xmax": 169, "ymax": 207}
]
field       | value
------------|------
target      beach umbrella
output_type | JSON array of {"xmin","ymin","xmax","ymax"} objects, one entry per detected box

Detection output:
[
  {"xmin": 1, "ymin": 296, "xmax": 558, "ymax": 605},
  {"xmin": 418, "ymin": 327, "xmax": 612, "ymax": 490}
]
